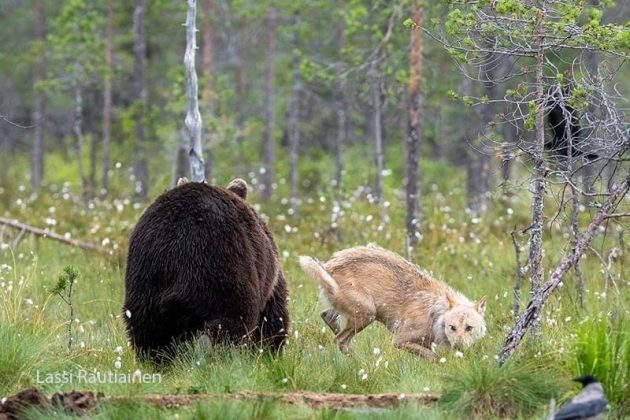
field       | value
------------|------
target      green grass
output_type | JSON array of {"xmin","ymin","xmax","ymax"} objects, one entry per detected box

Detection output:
[
  {"xmin": 573, "ymin": 316, "xmax": 630, "ymax": 415},
  {"xmin": 0, "ymin": 147, "xmax": 628, "ymax": 418}
]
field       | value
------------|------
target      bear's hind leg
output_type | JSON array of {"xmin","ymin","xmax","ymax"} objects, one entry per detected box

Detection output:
[
  {"xmin": 257, "ymin": 274, "xmax": 290, "ymax": 350},
  {"xmin": 203, "ymin": 317, "xmax": 254, "ymax": 345}
]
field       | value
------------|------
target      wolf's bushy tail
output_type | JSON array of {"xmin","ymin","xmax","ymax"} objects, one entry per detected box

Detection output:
[{"xmin": 298, "ymin": 256, "xmax": 339, "ymax": 295}]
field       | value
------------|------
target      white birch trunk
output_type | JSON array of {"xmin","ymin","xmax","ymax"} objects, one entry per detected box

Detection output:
[{"xmin": 184, "ymin": 0, "xmax": 205, "ymax": 183}]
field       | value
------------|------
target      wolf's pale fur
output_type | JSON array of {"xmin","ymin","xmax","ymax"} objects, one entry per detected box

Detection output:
[{"xmin": 299, "ymin": 246, "xmax": 487, "ymax": 359}]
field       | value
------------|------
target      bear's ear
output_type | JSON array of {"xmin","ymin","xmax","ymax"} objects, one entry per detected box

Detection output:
[
  {"xmin": 176, "ymin": 177, "xmax": 189, "ymax": 186},
  {"xmin": 475, "ymin": 297, "xmax": 487, "ymax": 316},
  {"xmin": 227, "ymin": 178, "xmax": 248, "ymax": 199},
  {"xmin": 446, "ymin": 292, "xmax": 457, "ymax": 309}
]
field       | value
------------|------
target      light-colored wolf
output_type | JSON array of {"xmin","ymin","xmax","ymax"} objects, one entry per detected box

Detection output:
[{"xmin": 299, "ymin": 246, "xmax": 486, "ymax": 360}]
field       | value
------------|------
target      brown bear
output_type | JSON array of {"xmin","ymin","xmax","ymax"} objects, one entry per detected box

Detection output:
[{"xmin": 123, "ymin": 178, "xmax": 289, "ymax": 364}]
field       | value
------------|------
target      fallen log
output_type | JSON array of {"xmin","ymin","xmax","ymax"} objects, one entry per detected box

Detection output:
[
  {"xmin": 0, "ymin": 388, "xmax": 439, "ymax": 418},
  {"xmin": 116, "ymin": 391, "xmax": 440, "ymax": 410},
  {"xmin": 0, "ymin": 217, "xmax": 111, "ymax": 255}
]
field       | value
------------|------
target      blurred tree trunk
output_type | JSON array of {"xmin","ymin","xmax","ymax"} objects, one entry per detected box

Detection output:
[
  {"xmin": 31, "ymin": 0, "xmax": 46, "ymax": 192},
  {"xmin": 261, "ymin": 7, "xmax": 276, "ymax": 201},
  {"xmin": 201, "ymin": 0, "xmax": 213, "ymax": 180},
  {"xmin": 370, "ymin": 58, "xmax": 385, "ymax": 221},
  {"xmin": 501, "ymin": 122, "xmax": 516, "ymax": 192},
  {"xmin": 288, "ymin": 11, "xmax": 301, "ymax": 219},
  {"xmin": 333, "ymin": 19, "xmax": 346, "ymax": 196},
  {"xmin": 132, "ymin": 0, "xmax": 148, "ymax": 200},
  {"xmin": 405, "ymin": 6, "xmax": 424, "ymax": 248},
  {"xmin": 101, "ymin": 0, "xmax": 113, "ymax": 196},
  {"xmin": 172, "ymin": 126, "xmax": 188, "ymax": 186},
  {"xmin": 467, "ymin": 51, "xmax": 496, "ymax": 213},
  {"xmin": 73, "ymin": 84, "xmax": 88, "ymax": 204},
  {"xmin": 581, "ymin": 0, "xmax": 600, "ymax": 202},
  {"xmin": 233, "ymin": 45, "xmax": 246, "ymax": 165}
]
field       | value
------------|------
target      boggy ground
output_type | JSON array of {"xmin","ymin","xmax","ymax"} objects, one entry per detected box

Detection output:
[{"xmin": 0, "ymin": 156, "xmax": 628, "ymax": 419}]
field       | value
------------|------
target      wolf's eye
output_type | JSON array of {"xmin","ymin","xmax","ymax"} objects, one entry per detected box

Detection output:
[
  {"xmin": 465, "ymin": 325, "xmax": 473, "ymax": 332},
  {"xmin": 449, "ymin": 325, "xmax": 457, "ymax": 332}
]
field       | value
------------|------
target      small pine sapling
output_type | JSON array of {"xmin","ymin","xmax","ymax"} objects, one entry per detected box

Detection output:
[{"xmin": 51, "ymin": 265, "xmax": 78, "ymax": 353}]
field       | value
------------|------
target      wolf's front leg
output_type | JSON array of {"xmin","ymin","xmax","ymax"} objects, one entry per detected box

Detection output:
[{"xmin": 394, "ymin": 333, "xmax": 437, "ymax": 361}]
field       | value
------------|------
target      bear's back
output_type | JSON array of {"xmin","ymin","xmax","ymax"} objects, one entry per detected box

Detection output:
[{"xmin": 124, "ymin": 182, "xmax": 282, "ymax": 361}]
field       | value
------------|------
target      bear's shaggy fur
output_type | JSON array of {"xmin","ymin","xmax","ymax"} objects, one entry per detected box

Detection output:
[{"xmin": 123, "ymin": 179, "xmax": 289, "ymax": 363}]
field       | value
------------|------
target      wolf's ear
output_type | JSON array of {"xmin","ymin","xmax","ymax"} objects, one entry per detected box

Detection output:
[
  {"xmin": 227, "ymin": 178, "xmax": 248, "ymax": 199},
  {"xmin": 475, "ymin": 297, "xmax": 487, "ymax": 316},
  {"xmin": 446, "ymin": 293, "xmax": 457, "ymax": 309}
]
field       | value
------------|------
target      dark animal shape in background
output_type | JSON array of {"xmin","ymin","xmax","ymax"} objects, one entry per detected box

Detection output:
[
  {"xmin": 553, "ymin": 375, "xmax": 609, "ymax": 420},
  {"xmin": 123, "ymin": 178, "xmax": 289, "ymax": 364},
  {"xmin": 546, "ymin": 89, "xmax": 597, "ymax": 161}
]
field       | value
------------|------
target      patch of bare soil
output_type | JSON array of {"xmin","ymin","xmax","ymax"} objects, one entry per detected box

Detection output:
[{"xmin": 0, "ymin": 388, "xmax": 438, "ymax": 418}]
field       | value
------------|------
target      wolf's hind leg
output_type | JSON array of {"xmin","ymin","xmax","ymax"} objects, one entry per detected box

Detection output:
[
  {"xmin": 320, "ymin": 309, "xmax": 342, "ymax": 335},
  {"xmin": 332, "ymin": 292, "xmax": 376, "ymax": 354}
]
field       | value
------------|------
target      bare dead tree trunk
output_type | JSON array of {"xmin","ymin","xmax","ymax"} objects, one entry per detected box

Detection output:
[
  {"xmin": 261, "ymin": 7, "xmax": 276, "ymax": 201},
  {"xmin": 499, "ymin": 176, "xmax": 630, "ymax": 364},
  {"xmin": 201, "ymin": 0, "xmax": 213, "ymax": 180},
  {"xmin": 185, "ymin": 0, "xmax": 205, "ymax": 182},
  {"xmin": 527, "ymin": 17, "xmax": 547, "ymax": 339},
  {"xmin": 101, "ymin": 0, "xmax": 113, "ymax": 196},
  {"xmin": 288, "ymin": 12, "xmax": 301, "ymax": 220},
  {"xmin": 31, "ymin": 0, "xmax": 46, "ymax": 192},
  {"xmin": 405, "ymin": 6, "xmax": 424, "ymax": 248},
  {"xmin": 132, "ymin": 0, "xmax": 149, "ymax": 200}
]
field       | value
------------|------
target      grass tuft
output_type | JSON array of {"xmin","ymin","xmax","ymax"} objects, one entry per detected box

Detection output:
[
  {"xmin": 573, "ymin": 315, "xmax": 630, "ymax": 414},
  {"xmin": 439, "ymin": 358, "xmax": 562, "ymax": 418}
]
